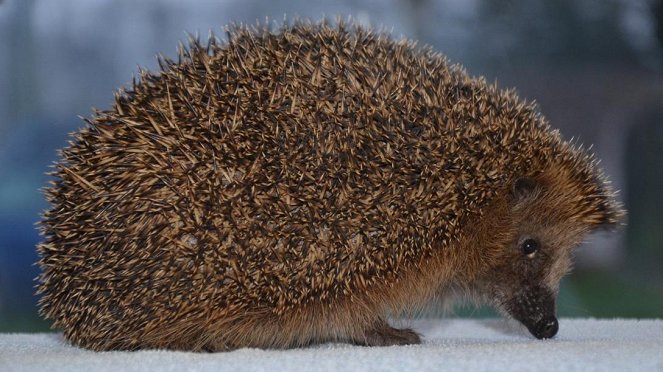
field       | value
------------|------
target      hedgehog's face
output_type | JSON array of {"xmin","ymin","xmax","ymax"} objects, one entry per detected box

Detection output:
[{"xmin": 477, "ymin": 168, "xmax": 623, "ymax": 339}]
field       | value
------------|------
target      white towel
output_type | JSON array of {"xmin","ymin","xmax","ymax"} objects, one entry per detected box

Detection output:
[{"xmin": 1, "ymin": 318, "xmax": 662, "ymax": 372}]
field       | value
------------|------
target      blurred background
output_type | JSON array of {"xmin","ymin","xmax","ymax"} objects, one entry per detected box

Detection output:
[{"xmin": 1, "ymin": 0, "xmax": 662, "ymax": 332}]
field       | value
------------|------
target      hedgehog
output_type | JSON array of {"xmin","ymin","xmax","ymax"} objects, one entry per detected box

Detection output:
[{"xmin": 37, "ymin": 20, "xmax": 624, "ymax": 351}]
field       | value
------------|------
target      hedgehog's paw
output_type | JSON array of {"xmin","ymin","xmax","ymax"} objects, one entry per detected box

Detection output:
[{"xmin": 355, "ymin": 321, "xmax": 421, "ymax": 347}]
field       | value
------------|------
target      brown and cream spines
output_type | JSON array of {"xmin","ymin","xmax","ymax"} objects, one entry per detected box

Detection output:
[{"xmin": 37, "ymin": 20, "xmax": 623, "ymax": 351}]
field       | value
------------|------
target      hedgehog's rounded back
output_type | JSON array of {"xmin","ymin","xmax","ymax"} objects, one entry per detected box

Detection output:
[{"xmin": 38, "ymin": 21, "xmax": 622, "ymax": 351}]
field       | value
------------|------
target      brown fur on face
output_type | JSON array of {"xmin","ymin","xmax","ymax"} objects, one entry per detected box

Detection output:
[
  {"xmin": 464, "ymin": 160, "xmax": 624, "ymax": 338},
  {"xmin": 37, "ymin": 20, "xmax": 625, "ymax": 351}
]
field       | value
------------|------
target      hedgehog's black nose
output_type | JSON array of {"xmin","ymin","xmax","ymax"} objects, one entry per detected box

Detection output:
[{"xmin": 532, "ymin": 316, "xmax": 558, "ymax": 339}]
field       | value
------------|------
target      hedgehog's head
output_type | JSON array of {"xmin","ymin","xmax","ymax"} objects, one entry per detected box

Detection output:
[{"xmin": 468, "ymin": 160, "xmax": 624, "ymax": 339}]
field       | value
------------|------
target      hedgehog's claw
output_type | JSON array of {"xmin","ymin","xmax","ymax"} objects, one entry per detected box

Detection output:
[{"xmin": 355, "ymin": 322, "xmax": 421, "ymax": 347}]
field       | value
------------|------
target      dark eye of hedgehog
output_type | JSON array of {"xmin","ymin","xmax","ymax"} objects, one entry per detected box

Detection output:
[{"xmin": 521, "ymin": 238, "xmax": 539, "ymax": 257}]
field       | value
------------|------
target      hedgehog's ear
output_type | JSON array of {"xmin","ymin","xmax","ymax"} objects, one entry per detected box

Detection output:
[{"xmin": 511, "ymin": 177, "xmax": 537, "ymax": 201}]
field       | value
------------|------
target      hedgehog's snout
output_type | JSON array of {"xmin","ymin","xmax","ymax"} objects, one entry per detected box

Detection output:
[
  {"xmin": 531, "ymin": 316, "xmax": 558, "ymax": 339},
  {"xmin": 505, "ymin": 285, "xmax": 558, "ymax": 340}
]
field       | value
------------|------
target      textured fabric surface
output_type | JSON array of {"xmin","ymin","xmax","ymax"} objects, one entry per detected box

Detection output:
[{"xmin": 2, "ymin": 318, "xmax": 662, "ymax": 371}]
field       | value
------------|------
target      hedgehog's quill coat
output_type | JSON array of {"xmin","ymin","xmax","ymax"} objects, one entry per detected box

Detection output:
[{"xmin": 38, "ymin": 21, "xmax": 623, "ymax": 351}]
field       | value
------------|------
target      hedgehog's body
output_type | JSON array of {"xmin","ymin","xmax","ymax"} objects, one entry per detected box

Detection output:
[{"xmin": 38, "ymin": 22, "xmax": 623, "ymax": 351}]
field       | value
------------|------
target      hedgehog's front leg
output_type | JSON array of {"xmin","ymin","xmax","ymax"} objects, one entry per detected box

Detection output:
[{"xmin": 353, "ymin": 319, "xmax": 421, "ymax": 346}]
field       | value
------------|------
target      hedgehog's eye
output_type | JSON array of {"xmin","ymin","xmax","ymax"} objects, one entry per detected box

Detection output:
[{"xmin": 521, "ymin": 238, "xmax": 539, "ymax": 257}]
